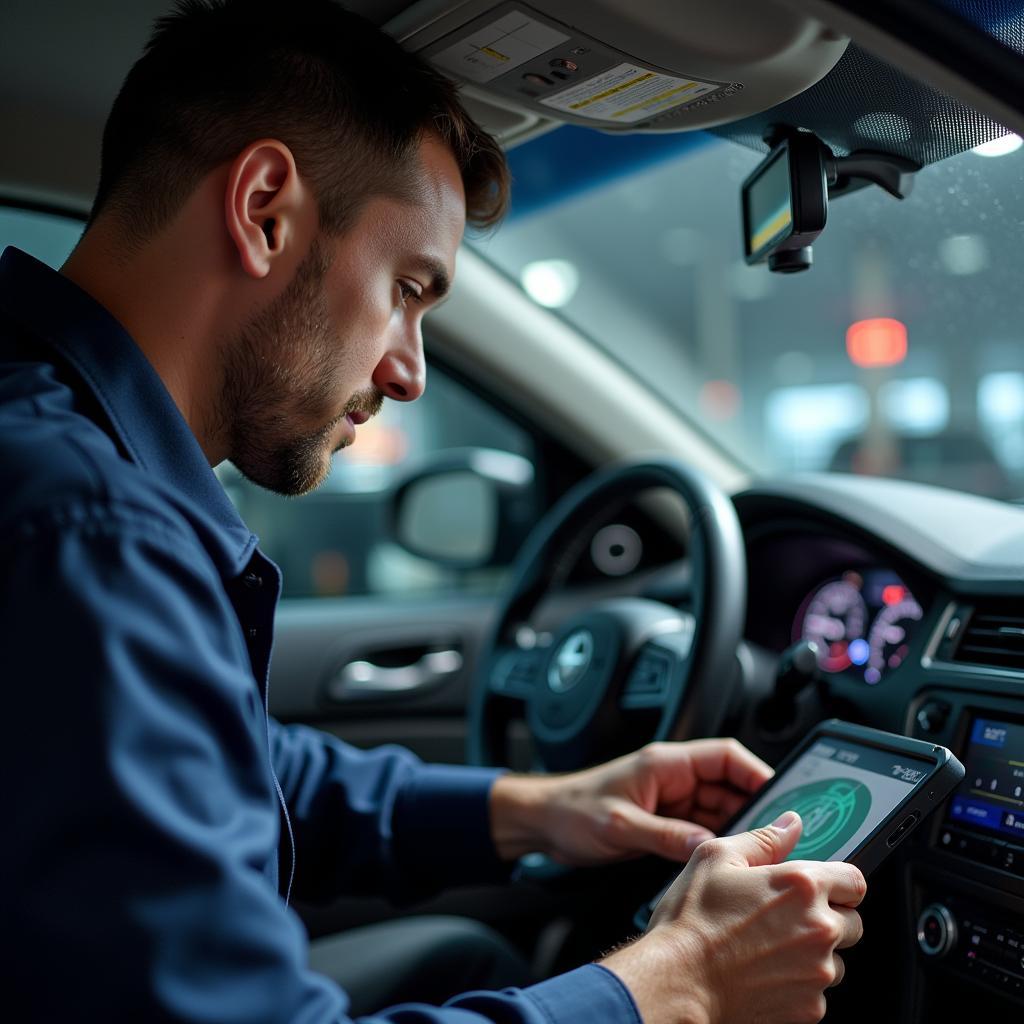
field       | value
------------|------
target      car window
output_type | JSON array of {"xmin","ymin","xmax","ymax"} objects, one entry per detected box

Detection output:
[
  {"xmin": 1, "ymin": 205, "xmax": 83, "ymax": 267},
  {"xmin": 2, "ymin": 204, "xmax": 537, "ymax": 600},
  {"xmin": 479, "ymin": 132, "xmax": 1024, "ymax": 501},
  {"xmin": 219, "ymin": 370, "xmax": 535, "ymax": 599}
]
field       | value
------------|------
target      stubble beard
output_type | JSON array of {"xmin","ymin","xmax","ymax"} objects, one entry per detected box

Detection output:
[{"xmin": 218, "ymin": 239, "xmax": 381, "ymax": 497}]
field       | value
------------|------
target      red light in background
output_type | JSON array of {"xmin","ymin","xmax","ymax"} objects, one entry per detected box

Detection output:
[
  {"xmin": 846, "ymin": 318, "xmax": 908, "ymax": 368},
  {"xmin": 882, "ymin": 584, "xmax": 906, "ymax": 606},
  {"xmin": 698, "ymin": 379, "xmax": 740, "ymax": 420}
]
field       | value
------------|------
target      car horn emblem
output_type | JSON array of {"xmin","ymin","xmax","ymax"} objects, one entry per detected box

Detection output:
[{"xmin": 548, "ymin": 629, "xmax": 594, "ymax": 693}]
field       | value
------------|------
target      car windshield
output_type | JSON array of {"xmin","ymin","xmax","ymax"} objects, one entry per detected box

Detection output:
[{"xmin": 477, "ymin": 131, "xmax": 1024, "ymax": 501}]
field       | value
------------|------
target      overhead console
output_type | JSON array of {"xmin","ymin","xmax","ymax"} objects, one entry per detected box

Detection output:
[{"xmin": 387, "ymin": 0, "xmax": 849, "ymax": 141}]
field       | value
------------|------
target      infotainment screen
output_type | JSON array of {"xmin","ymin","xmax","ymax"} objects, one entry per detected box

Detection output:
[
  {"xmin": 728, "ymin": 735, "xmax": 934, "ymax": 862},
  {"xmin": 946, "ymin": 717, "xmax": 1024, "ymax": 843}
]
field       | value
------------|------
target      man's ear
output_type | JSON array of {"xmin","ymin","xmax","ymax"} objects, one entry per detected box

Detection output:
[{"xmin": 224, "ymin": 140, "xmax": 310, "ymax": 279}]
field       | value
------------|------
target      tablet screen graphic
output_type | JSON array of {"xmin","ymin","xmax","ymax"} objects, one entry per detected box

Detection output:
[
  {"xmin": 751, "ymin": 779, "xmax": 872, "ymax": 859},
  {"xmin": 728, "ymin": 737, "xmax": 931, "ymax": 862}
]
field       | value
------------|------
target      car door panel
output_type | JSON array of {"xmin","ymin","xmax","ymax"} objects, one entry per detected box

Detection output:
[{"xmin": 270, "ymin": 595, "xmax": 494, "ymax": 763}]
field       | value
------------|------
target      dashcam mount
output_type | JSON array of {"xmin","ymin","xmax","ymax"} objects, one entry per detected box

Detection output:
[{"xmin": 741, "ymin": 126, "xmax": 921, "ymax": 273}]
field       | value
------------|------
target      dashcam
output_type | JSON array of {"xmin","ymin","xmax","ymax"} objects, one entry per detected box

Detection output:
[
  {"xmin": 741, "ymin": 133, "xmax": 827, "ymax": 273},
  {"xmin": 741, "ymin": 128, "xmax": 920, "ymax": 274}
]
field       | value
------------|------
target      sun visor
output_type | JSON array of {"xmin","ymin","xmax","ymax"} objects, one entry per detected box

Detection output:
[{"xmin": 388, "ymin": 0, "xmax": 849, "ymax": 139}]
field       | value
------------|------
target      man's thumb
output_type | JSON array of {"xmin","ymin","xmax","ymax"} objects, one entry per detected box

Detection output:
[{"xmin": 722, "ymin": 810, "xmax": 803, "ymax": 867}]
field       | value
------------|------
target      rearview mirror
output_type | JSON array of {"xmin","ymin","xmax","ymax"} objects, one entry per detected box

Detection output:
[{"xmin": 391, "ymin": 448, "xmax": 536, "ymax": 569}]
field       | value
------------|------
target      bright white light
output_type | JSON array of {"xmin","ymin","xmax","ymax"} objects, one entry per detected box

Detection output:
[
  {"xmin": 767, "ymin": 384, "xmax": 868, "ymax": 435},
  {"xmin": 880, "ymin": 377, "xmax": 950, "ymax": 434},
  {"xmin": 979, "ymin": 372, "xmax": 1024, "ymax": 421},
  {"xmin": 979, "ymin": 372, "xmax": 1024, "ymax": 471},
  {"xmin": 520, "ymin": 259, "xmax": 580, "ymax": 308},
  {"xmin": 938, "ymin": 234, "xmax": 988, "ymax": 276},
  {"xmin": 972, "ymin": 133, "xmax": 1023, "ymax": 157},
  {"xmin": 765, "ymin": 383, "xmax": 869, "ymax": 472}
]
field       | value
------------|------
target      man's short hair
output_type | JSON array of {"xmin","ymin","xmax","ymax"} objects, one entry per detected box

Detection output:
[{"xmin": 92, "ymin": 0, "xmax": 510, "ymax": 244}]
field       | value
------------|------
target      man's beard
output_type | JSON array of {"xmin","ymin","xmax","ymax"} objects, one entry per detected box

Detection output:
[{"xmin": 218, "ymin": 239, "xmax": 382, "ymax": 497}]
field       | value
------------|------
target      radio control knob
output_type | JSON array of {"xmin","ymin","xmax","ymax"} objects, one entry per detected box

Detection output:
[
  {"xmin": 917, "ymin": 903, "xmax": 957, "ymax": 957},
  {"xmin": 915, "ymin": 700, "xmax": 950, "ymax": 735}
]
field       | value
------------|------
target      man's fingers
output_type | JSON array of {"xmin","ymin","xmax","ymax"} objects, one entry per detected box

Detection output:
[
  {"xmin": 662, "ymin": 781, "xmax": 743, "ymax": 814},
  {"xmin": 681, "ymin": 738, "xmax": 775, "ymax": 793},
  {"xmin": 823, "ymin": 863, "xmax": 868, "ymax": 909},
  {"xmin": 832, "ymin": 906, "xmax": 864, "ymax": 950},
  {"xmin": 659, "ymin": 783, "xmax": 749, "ymax": 831},
  {"xmin": 636, "ymin": 740, "xmax": 773, "ymax": 810},
  {"xmin": 829, "ymin": 953, "xmax": 846, "ymax": 988},
  {"xmin": 711, "ymin": 811, "xmax": 803, "ymax": 868},
  {"xmin": 785, "ymin": 860, "xmax": 867, "ymax": 909},
  {"xmin": 610, "ymin": 801, "xmax": 714, "ymax": 861},
  {"xmin": 693, "ymin": 782, "xmax": 749, "ymax": 818}
]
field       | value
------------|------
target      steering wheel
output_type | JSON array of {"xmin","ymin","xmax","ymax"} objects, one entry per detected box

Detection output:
[{"xmin": 468, "ymin": 458, "xmax": 747, "ymax": 772}]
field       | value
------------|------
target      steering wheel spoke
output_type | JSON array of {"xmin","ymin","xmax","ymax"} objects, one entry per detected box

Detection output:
[
  {"xmin": 488, "ymin": 646, "xmax": 545, "ymax": 702},
  {"xmin": 621, "ymin": 614, "xmax": 696, "ymax": 710}
]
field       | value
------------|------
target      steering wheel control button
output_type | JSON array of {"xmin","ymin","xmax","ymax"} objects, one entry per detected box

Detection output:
[
  {"xmin": 491, "ymin": 650, "xmax": 543, "ymax": 698},
  {"xmin": 917, "ymin": 903, "xmax": 957, "ymax": 957},
  {"xmin": 548, "ymin": 630, "xmax": 594, "ymax": 693},
  {"xmin": 622, "ymin": 649, "xmax": 673, "ymax": 708}
]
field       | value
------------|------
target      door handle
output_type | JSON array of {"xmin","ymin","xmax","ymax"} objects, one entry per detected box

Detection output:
[{"xmin": 325, "ymin": 649, "xmax": 464, "ymax": 703}]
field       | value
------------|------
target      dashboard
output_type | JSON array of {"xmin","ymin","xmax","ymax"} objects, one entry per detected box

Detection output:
[
  {"xmin": 742, "ymin": 523, "xmax": 936, "ymax": 694},
  {"xmin": 793, "ymin": 567, "xmax": 923, "ymax": 685},
  {"xmin": 731, "ymin": 474, "xmax": 1024, "ymax": 1022}
]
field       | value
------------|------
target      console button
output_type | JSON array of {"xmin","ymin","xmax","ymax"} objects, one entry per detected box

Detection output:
[
  {"xmin": 917, "ymin": 903, "xmax": 957, "ymax": 957},
  {"xmin": 915, "ymin": 700, "xmax": 951, "ymax": 735}
]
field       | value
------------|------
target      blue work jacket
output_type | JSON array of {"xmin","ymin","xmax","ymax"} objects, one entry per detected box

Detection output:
[{"xmin": 0, "ymin": 247, "xmax": 638, "ymax": 1023}]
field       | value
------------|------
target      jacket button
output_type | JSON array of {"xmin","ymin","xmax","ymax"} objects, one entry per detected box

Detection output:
[
  {"xmin": 247, "ymin": 627, "xmax": 258, "ymax": 640},
  {"xmin": 243, "ymin": 572, "xmax": 263, "ymax": 589}
]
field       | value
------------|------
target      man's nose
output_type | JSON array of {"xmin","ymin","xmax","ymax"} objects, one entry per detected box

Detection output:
[{"xmin": 372, "ymin": 331, "xmax": 426, "ymax": 402}]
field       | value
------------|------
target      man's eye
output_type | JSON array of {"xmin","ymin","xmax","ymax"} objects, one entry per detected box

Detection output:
[{"xmin": 397, "ymin": 280, "xmax": 422, "ymax": 306}]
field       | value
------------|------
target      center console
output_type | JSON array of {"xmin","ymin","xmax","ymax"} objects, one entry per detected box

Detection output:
[{"xmin": 906, "ymin": 692, "xmax": 1024, "ymax": 1016}]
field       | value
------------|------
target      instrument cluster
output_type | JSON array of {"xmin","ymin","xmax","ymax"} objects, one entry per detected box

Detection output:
[{"xmin": 792, "ymin": 569, "xmax": 924, "ymax": 684}]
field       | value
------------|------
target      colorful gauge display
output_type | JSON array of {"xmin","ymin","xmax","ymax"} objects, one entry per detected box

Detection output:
[
  {"xmin": 865, "ymin": 593, "xmax": 924, "ymax": 685},
  {"xmin": 798, "ymin": 575, "xmax": 868, "ymax": 673},
  {"xmin": 794, "ymin": 570, "xmax": 922, "ymax": 683}
]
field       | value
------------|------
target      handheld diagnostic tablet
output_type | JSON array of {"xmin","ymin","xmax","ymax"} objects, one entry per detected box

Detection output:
[{"xmin": 636, "ymin": 720, "xmax": 963, "ymax": 928}]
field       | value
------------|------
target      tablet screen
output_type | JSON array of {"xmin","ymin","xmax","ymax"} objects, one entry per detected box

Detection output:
[{"xmin": 728, "ymin": 736, "xmax": 934, "ymax": 861}]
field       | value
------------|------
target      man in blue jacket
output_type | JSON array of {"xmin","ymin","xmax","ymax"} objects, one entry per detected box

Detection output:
[{"xmin": 0, "ymin": 2, "xmax": 866, "ymax": 1021}]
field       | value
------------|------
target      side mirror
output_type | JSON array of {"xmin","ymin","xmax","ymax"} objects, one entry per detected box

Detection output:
[{"xmin": 391, "ymin": 448, "xmax": 536, "ymax": 569}]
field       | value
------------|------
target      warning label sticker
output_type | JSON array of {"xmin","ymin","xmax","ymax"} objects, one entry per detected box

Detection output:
[
  {"xmin": 540, "ymin": 62, "xmax": 722, "ymax": 124},
  {"xmin": 431, "ymin": 10, "xmax": 570, "ymax": 85}
]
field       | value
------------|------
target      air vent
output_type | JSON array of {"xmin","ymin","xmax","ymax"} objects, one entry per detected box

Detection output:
[{"xmin": 953, "ymin": 605, "xmax": 1024, "ymax": 672}]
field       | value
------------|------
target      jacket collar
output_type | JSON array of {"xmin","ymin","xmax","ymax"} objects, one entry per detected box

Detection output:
[{"xmin": 0, "ymin": 246, "xmax": 258, "ymax": 576}]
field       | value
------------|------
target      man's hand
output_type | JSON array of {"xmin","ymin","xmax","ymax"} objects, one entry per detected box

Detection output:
[
  {"xmin": 602, "ymin": 812, "xmax": 867, "ymax": 1024},
  {"xmin": 489, "ymin": 739, "xmax": 772, "ymax": 865}
]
